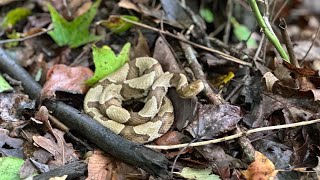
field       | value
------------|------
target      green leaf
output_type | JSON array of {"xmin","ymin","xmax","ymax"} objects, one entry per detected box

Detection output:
[
  {"xmin": 47, "ymin": 0, "xmax": 102, "ymax": 48},
  {"xmin": 0, "ymin": 157, "xmax": 24, "ymax": 180},
  {"xmin": 231, "ymin": 17, "xmax": 257, "ymax": 48},
  {"xmin": 180, "ymin": 167, "xmax": 221, "ymax": 180},
  {"xmin": 200, "ymin": 8, "xmax": 214, "ymax": 23},
  {"xmin": 99, "ymin": 15, "xmax": 139, "ymax": 34},
  {"xmin": 5, "ymin": 30, "xmax": 21, "ymax": 48},
  {"xmin": 0, "ymin": 75, "xmax": 13, "ymax": 93},
  {"xmin": 86, "ymin": 42, "xmax": 131, "ymax": 85},
  {"xmin": 1, "ymin": 7, "xmax": 31, "ymax": 29}
]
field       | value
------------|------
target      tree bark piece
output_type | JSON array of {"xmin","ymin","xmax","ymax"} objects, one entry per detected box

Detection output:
[{"xmin": 0, "ymin": 48, "xmax": 170, "ymax": 179}]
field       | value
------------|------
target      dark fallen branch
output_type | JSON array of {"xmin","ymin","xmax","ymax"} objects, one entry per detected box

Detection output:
[
  {"xmin": 33, "ymin": 161, "xmax": 87, "ymax": 180},
  {"xmin": 0, "ymin": 48, "xmax": 170, "ymax": 179}
]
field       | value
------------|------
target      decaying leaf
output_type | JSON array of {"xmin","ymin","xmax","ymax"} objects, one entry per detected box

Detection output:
[
  {"xmin": 0, "ymin": 128, "xmax": 24, "ymax": 158},
  {"xmin": 186, "ymin": 104, "xmax": 242, "ymax": 139},
  {"xmin": 47, "ymin": 0, "xmax": 102, "ymax": 48},
  {"xmin": 86, "ymin": 43, "xmax": 130, "ymax": 85},
  {"xmin": 41, "ymin": 64, "xmax": 93, "ymax": 98},
  {"xmin": 33, "ymin": 129, "xmax": 78, "ymax": 166},
  {"xmin": 98, "ymin": 15, "xmax": 139, "ymax": 34},
  {"xmin": 179, "ymin": 167, "xmax": 221, "ymax": 180},
  {"xmin": 87, "ymin": 149, "xmax": 141, "ymax": 180},
  {"xmin": 0, "ymin": 92, "xmax": 31, "ymax": 122},
  {"xmin": 241, "ymin": 151, "xmax": 278, "ymax": 180}
]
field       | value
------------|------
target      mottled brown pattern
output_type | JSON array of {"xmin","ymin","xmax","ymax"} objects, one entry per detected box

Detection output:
[
  {"xmin": 120, "ymin": 126, "xmax": 150, "ymax": 143},
  {"xmin": 84, "ymin": 57, "xmax": 203, "ymax": 143}
]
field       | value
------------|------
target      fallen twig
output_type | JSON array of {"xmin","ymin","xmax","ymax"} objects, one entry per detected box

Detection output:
[
  {"xmin": 146, "ymin": 118, "xmax": 320, "ymax": 150},
  {"xmin": 0, "ymin": 28, "xmax": 52, "ymax": 44},
  {"xmin": 178, "ymin": 34, "xmax": 224, "ymax": 105},
  {"xmin": 120, "ymin": 17, "xmax": 252, "ymax": 67}
]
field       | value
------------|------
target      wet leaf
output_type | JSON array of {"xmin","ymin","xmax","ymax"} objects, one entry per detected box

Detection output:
[
  {"xmin": 42, "ymin": 64, "xmax": 93, "ymax": 98},
  {"xmin": 1, "ymin": 7, "xmax": 31, "ymax": 29},
  {"xmin": 99, "ymin": 15, "xmax": 139, "ymax": 34},
  {"xmin": 86, "ymin": 43, "xmax": 130, "ymax": 85},
  {"xmin": 231, "ymin": 17, "xmax": 257, "ymax": 48},
  {"xmin": 179, "ymin": 167, "xmax": 221, "ymax": 180},
  {"xmin": 0, "ymin": 157, "xmax": 24, "ymax": 180},
  {"xmin": 0, "ymin": 74, "xmax": 13, "ymax": 93},
  {"xmin": 47, "ymin": 0, "xmax": 102, "ymax": 48},
  {"xmin": 200, "ymin": 8, "xmax": 214, "ymax": 23},
  {"xmin": 241, "ymin": 151, "xmax": 278, "ymax": 180}
]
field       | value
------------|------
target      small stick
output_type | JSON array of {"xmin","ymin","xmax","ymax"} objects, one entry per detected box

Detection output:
[
  {"xmin": 178, "ymin": 34, "xmax": 224, "ymax": 105},
  {"xmin": 145, "ymin": 118, "xmax": 320, "ymax": 150},
  {"xmin": 279, "ymin": 18, "xmax": 299, "ymax": 67},
  {"xmin": 0, "ymin": 28, "xmax": 52, "ymax": 44},
  {"xmin": 300, "ymin": 25, "xmax": 320, "ymax": 65},
  {"xmin": 120, "ymin": 17, "xmax": 252, "ymax": 67}
]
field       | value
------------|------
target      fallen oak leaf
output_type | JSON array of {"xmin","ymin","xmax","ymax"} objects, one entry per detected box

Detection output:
[
  {"xmin": 33, "ymin": 129, "xmax": 78, "ymax": 166},
  {"xmin": 87, "ymin": 149, "xmax": 141, "ymax": 180},
  {"xmin": 41, "ymin": 64, "xmax": 93, "ymax": 98}
]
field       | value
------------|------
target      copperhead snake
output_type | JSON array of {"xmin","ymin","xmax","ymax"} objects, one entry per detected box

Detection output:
[{"xmin": 84, "ymin": 57, "xmax": 204, "ymax": 143}]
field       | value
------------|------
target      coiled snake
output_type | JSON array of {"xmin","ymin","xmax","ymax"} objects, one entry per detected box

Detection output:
[{"xmin": 84, "ymin": 57, "xmax": 204, "ymax": 143}]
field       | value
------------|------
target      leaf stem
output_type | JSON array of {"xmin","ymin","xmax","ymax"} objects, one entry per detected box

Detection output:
[{"xmin": 248, "ymin": 0, "xmax": 290, "ymax": 63}]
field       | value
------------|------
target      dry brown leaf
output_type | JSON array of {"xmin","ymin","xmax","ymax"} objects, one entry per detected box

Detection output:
[
  {"xmin": 41, "ymin": 64, "xmax": 93, "ymax": 98},
  {"xmin": 33, "ymin": 129, "xmax": 78, "ymax": 166},
  {"xmin": 133, "ymin": 31, "xmax": 150, "ymax": 58},
  {"xmin": 241, "ymin": 151, "xmax": 278, "ymax": 180},
  {"xmin": 118, "ymin": 0, "xmax": 141, "ymax": 13},
  {"xmin": 86, "ymin": 150, "xmax": 113, "ymax": 180},
  {"xmin": 154, "ymin": 131, "xmax": 188, "ymax": 145},
  {"xmin": 186, "ymin": 104, "xmax": 241, "ymax": 139},
  {"xmin": 87, "ymin": 149, "xmax": 142, "ymax": 180},
  {"xmin": 34, "ymin": 106, "xmax": 53, "ymax": 133},
  {"xmin": 262, "ymin": 72, "xmax": 278, "ymax": 92}
]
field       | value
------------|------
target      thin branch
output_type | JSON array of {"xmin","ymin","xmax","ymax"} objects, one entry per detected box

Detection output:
[
  {"xmin": 119, "ymin": 17, "xmax": 252, "ymax": 67},
  {"xmin": 145, "ymin": 118, "xmax": 320, "ymax": 150},
  {"xmin": 271, "ymin": 0, "xmax": 290, "ymax": 24},
  {"xmin": 279, "ymin": 18, "xmax": 299, "ymax": 67},
  {"xmin": 300, "ymin": 25, "xmax": 320, "ymax": 65},
  {"xmin": 0, "ymin": 28, "xmax": 52, "ymax": 44}
]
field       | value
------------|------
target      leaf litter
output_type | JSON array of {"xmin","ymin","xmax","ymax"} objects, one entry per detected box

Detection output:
[{"xmin": 1, "ymin": 0, "xmax": 320, "ymax": 179}]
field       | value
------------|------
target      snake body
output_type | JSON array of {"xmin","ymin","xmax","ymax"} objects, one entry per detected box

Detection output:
[{"xmin": 84, "ymin": 57, "xmax": 203, "ymax": 143}]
